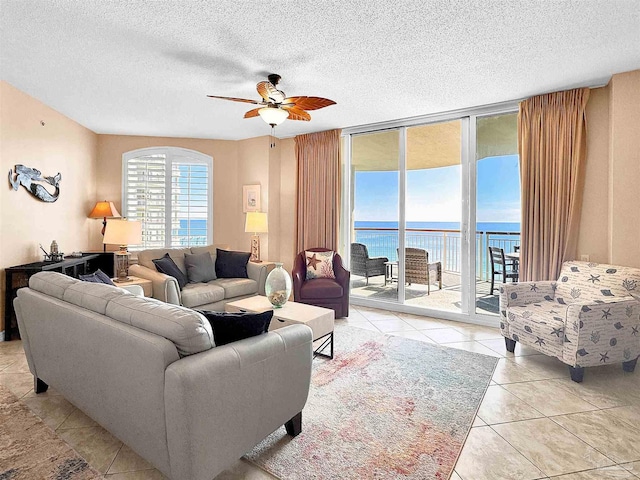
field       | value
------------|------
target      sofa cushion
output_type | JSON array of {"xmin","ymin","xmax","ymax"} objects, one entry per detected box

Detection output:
[
  {"xmin": 153, "ymin": 253, "xmax": 188, "ymax": 289},
  {"xmin": 215, "ymin": 249, "xmax": 250, "ymax": 278},
  {"xmin": 184, "ymin": 251, "xmax": 216, "ymax": 283},
  {"xmin": 63, "ymin": 282, "xmax": 131, "ymax": 315},
  {"xmin": 181, "ymin": 282, "xmax": 225, "ymax": 308},
  {"xmin": 190, "ymin": 244, "xmax": 230, "ymax": 262},
  {"xmin": 105, "ymin": 295, "xmax": 215, "ymax": 356},
  {"xmin": 79, "ymin": 269, "xmax": 115, "ymax": 285},
  {"xmin": 138, "ymin": 247, "xmax": 191, "ymax": 274},
  {"xmin": 197, "ymin": 310, "xmax": 273, "ymax": 346},
  {"xmin": 300, "ymin": 278, "xmax": 343, "ymax": 299},
  {"xmin": 210, "ymin": 278, "xmax": 258, "ymax": 299},
  {"xmin": 29, "ymin": 271, "xmax": 79, "ymax": 300}
]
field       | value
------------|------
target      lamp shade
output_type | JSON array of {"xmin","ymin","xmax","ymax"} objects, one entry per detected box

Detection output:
[
  {"xmin": 258, "ymin": 107, "xmax": 288, "ymax": 126},
  {"xmin": 245, "ymin": 212, "xmax": 268, "ymax": 233},
  {"xmin": 103, "ymin": 219, "xmax": 142, "ymax": 246},
  {"xmin": 88, "ymin": 201, "xmax": 121, "ymax": 219}
]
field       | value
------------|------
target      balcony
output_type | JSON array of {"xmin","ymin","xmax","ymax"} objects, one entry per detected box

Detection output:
[{"xmin": 350, "ymin": 227, "xmax": 520, "ymax": 315}]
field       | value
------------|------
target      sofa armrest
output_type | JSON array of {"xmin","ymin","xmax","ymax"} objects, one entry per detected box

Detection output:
[
  {"xmin": 562, "ymin": 296, "xmax": 640, "ymax": 367},
  {"xmin": 164, "ymin": 325, "xmax": 312, "ymax": 480},
  {"xmin": 247, "ymin": 261, "xmax": 270, "ymax": 296},
  {"xmin": 129, "ymin": 264, "xmax": 181, "ymax": 305},
  {"xmin": 500, "ymin": 281, "xmax": 556, "ymax": 310}
]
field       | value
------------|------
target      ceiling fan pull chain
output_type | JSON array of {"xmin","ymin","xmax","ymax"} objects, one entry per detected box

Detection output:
[{"xmin": 270, "ymin": 125, "xmax": 276, "ymax": 148}]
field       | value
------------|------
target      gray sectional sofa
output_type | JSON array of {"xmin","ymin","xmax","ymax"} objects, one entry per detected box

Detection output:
[
  {"xmin": 15, "ymin": 271, "xmax": 312, "ymax": 480},
  {"xmin": 129, "ymin": 244, "xmax": 270, "ymax": 310}
]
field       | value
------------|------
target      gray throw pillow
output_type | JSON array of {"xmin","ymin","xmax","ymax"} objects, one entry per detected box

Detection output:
[{"xmin": 184, "ymin": 251, "xmax": 216, "ymax": 283}]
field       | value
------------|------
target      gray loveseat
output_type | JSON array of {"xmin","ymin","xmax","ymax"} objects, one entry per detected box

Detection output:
[
  {"xmin": 15, "ymin": 271, "xmax": 312, "ymax": 480},
  {"xmin": 129, "ymin": 245, "xmax": 269, "ymax": 310}
]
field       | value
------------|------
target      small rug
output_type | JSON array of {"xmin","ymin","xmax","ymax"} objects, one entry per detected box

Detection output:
[
  {"xmin": 246, "ymin": 325, "xmax": 498, "ymax": 479},
  {"xmin": 0, "ymin": 385, "xmax": 101, "ymax": 479}
]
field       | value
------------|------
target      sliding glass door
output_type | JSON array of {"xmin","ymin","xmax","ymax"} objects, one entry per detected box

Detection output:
[{"xmin": 343, "ymin": 105, "xmax": 520, "ymax": 323}]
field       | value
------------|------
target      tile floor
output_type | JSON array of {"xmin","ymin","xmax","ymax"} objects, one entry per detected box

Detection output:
[{"xmin": 2, "ymin": 305, "xmax": 640, "ymax": 479}]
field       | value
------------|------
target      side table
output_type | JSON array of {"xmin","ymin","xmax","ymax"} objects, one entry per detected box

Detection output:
[{"xmin": 113, "ymin": 276, "xmax": 152, "ymax": 297}]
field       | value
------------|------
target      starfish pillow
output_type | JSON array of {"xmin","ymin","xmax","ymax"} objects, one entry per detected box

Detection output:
[{"xmin": 305, "ymin": 251, "xmax": 336, "ymax": 280}]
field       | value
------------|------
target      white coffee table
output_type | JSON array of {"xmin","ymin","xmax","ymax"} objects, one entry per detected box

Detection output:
[{"xmin": 224, "ymin": 296, "xmax": 335, "ymax": 359}]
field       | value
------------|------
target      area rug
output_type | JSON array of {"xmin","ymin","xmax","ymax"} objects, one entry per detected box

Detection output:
[
  {"xmin": 0, "ymin": 384, "xmax": 101, "ymax": 479},
  {"xmin": 245, "ymin": 324, "xmax": 498, "ymax": 479}
]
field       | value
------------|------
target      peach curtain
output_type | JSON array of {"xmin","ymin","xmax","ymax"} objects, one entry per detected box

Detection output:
[
  {"xmin": 295, "ymin": 129, "xmax": 341, "ymax": 254},
  {"xmin": 518, "ymin": 88, "xmax": 590, "ymax": 281}
]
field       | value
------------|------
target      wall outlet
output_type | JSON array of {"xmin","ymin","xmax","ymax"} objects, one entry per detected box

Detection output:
[{"xmin": 580, "ymin": 254, "xmax": 590, "ymax": 262}]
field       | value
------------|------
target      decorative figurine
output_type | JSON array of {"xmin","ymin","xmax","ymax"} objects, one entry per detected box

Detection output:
[{"xmin": 8, "ymin": 164, "xmax": 62, "ymax": 202}]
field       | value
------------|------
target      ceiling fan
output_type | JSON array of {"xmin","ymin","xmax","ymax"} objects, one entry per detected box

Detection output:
[{"xmin": 207, "ymin": 74, "xmax": 336, "ymax": 128}]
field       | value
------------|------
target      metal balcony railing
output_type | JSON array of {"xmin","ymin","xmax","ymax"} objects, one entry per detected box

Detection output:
[{"xmin": 353, "ymin": 227, "xmax": 520, "ymax": 281}]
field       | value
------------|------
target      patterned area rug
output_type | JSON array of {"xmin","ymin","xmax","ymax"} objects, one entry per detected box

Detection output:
[
  {"xmin": 0, "ymin": 385, "xmax": 101, "ymax": 479},
  {"xmin": 246, "ymin": 325, "xmax": 498, "ymax": 479}
]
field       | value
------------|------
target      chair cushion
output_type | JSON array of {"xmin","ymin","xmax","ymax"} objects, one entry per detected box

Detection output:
[
  {"xmin": 210, "ymin": 278, "xmax": 258, "ymax": 299},
  {"xmin": 305, "ymin": 250, "xmax": 335, "ymax": 280},
  {"xmin": 215, "ymin": 249, "xmax": 250, "ymax": 278},
  {"xmin": 506, "ymin": 302, "xmax": 566, "ymax": 346},
  {"xmin": 197, "ymin": 310, "xmax": 273, "ymax": 346},
  {"xmin": 184, "ymin": 251, "xmax": 216, "ymax": 283},
  {"xmin": 300, "ymin": 278, "xmax": 343, "ymax": 299},
  {"xmin": 181, "ymin": 282, "xmax": 226, "ymax": 308},
  {"xmin": 555, "ymin": 261, "xmax": 640, "ymax": 304}
]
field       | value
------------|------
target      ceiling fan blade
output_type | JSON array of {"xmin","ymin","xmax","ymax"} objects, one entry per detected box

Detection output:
[
  {"xmin": 207, "ymin": 95, "xmax": 261, "ymax": 105},
  {"xmin": 244, "ymin": 108, "xmax": 261, "ymax": 119},
  {"xmin": 257, "ymin": 81, "xmax": 286, "ymax": 103},
  {"xmin": 282, "ymin": 105, "xmax": 311, "ymax": 121},
  {"xmin": 282, "ymin": 96, "xmax": 336, "ymax": 111}
]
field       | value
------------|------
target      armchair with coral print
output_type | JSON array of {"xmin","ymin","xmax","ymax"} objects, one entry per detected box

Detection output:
[{"xmin": 500, "ymin": 261, "xmax": 640, "ymax": 382}]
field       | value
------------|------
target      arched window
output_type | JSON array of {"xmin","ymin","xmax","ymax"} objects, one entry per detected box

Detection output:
[{"xmin": 122, "ymin": 147, "xmax": 213, "ymax": 249}]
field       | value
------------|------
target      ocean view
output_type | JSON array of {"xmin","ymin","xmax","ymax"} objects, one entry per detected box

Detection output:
[{"xmin": 354, "ymin": 221, "xmax": 521, "ymax": 276}]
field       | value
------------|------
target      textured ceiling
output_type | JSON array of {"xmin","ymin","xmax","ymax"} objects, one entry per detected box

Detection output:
[{"xmin": 1, "ymin": 1, "xmax": 639, "ymax": 140}]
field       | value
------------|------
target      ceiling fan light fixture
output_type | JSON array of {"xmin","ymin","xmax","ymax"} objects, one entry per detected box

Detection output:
[{"xmin": 258, "ymin": 106, "xmax": 288, "ymax": 126}]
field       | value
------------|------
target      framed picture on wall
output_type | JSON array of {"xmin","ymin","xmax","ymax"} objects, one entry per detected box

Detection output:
[{"xmin": 243, "ymin": 184, "xmax": 261, "ymax": 212}]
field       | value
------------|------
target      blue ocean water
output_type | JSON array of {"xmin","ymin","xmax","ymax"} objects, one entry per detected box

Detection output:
[{"xmin": 354, "ymin": 221, "xmax": 521, "ymax": 274}]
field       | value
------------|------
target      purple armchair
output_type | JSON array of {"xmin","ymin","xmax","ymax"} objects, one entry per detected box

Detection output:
[{"xmin": 292, "ymin": 248, "xmax": 350, "ymax": 318}]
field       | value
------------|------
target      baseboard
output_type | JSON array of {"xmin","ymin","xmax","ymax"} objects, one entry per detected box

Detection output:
[{"xmin": 0, "ymin": 330, "xmax": 4, "ymax": 342}]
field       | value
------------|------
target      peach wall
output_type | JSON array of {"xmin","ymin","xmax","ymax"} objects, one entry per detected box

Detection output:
[
  {"xmin": 96, "ymin": 134, "xmax": 242, "ymax": 251},
  {"xmin": 278, "ymin": 138, "xmax": 297, "ymax": 274},
  {"xmin": 577, "ymin": 86, "xmax": 610, "ymax": 263},
  {"xmin": 0, "ymin": 81, "xmax": 98, "ymax": 332},
  {"xmin": 608, "ymin": 70, "xmax": 640, "ymax": 267}
]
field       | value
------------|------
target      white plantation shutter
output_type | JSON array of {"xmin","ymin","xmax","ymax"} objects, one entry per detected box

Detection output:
[{"xmin": 122, "ymin": 148, "xmax": 212, "ymax": 249}]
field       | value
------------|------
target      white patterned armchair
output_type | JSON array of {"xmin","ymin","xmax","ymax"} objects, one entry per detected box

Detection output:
[{"xmin": 500, "ymin": 261, "xmax": 640, "ymax": 382}]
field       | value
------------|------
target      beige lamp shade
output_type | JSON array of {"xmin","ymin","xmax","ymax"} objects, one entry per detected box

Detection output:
[
  {"xmin": 103, "ymin": 219, "xmax": 142, "ymax": 247},
  {"xmin": 245, "ymin": 212, "xmax": 268, "ymax": 233},
  {"xmin": 88, "ymin": 201, "xmax": 121, "ymax": 219}
]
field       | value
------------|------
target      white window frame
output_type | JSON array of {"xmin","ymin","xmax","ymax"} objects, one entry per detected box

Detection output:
[{"xmin": 122, "ymin": 147, "xmax": 213, "ymax": 249}]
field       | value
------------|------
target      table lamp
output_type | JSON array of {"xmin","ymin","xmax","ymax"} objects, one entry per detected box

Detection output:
[
  {"xmin": 103, "ymin": 219, "xmax": 142, "ymax": 282},
  {"xmin": 88, "ymin": 201, "xmax": 121, "ymax": 252},
  {"xmin": 245, "ymin": 212, "xmax": 268, "ymax": 262}
]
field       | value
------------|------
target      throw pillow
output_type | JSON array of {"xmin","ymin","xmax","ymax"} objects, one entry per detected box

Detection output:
[
  {"xmin": 215, "ymin": 249, "xmax": 250, "ymax": 278},
  {"xmin": 79, "ymin": 269, "xmax": 115, "ymax": 285},
  {"xmin": 305, "ymin": 250, "xmax": 336, "ymax": 280},
  {"xmin": 184, "ymin": 251, "xmax": 216, "ymax": 283},
  {"xmin": 152, "ymin": 253, "xmax": 188, "ymax": 289},
  {"xmin": 197, "ymin": 310, "xmax": 273, "ymax": 346}
]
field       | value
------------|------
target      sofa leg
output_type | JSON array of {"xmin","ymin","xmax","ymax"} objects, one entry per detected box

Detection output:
[
  {"xmin": 569, "ymin": 366, "xmax": 585, "ymax": 383},
  {"xmin": 504, "ymin": 338, "xmax": 516, "ymax": 353},
  {"xmin": 623, "ymin": 357, "xmax": 638, "ymax": 373},
  {"xmin": 34, "ymin": 377, "xmax": 48, "ymax": 394},
  {"xmin": 285, "ymin": 412, "xmax": 302, "ymax": 437}
]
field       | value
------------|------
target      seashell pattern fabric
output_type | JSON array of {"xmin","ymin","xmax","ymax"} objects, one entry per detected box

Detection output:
[{"xmin": 500, "ymin": 261, "xmax": 640, "ymax": 368}]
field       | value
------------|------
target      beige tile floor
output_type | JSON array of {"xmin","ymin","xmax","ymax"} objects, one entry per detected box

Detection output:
[{"xmin": 2, "ymin": 305, "xmax": 640, "ymax": 480}]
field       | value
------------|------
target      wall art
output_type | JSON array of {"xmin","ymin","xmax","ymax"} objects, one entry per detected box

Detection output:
[{"xmin": 8, "ymin": 164, "xmax": 62, "ymax": 202}]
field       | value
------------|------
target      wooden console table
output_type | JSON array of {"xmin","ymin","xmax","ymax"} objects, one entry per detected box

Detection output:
[{"xmin": 3, "ymin": 253, "xmax": 114, "ymax": 341}]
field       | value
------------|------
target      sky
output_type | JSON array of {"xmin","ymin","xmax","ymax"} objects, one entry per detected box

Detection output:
[{"xmin": 354, "ymin": 154, "xmax": 521, "ymax": 223}]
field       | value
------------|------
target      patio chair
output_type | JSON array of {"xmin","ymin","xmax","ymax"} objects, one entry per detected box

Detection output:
[
  {"xmin": 489, "ymin": 246, "xmax": 518, "ymax": 294},
  {"xmin": 350, "ymin": 243, "xmax": 388, "ymax": 285},
  {"xmin": 401, "ymin": 248, "xmax": 442, "ymax": 295}
]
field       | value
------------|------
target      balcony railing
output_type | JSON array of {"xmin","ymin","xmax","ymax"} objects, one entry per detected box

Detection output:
[{"xmin": 354, "ymin": 227, "xmax": 520, "ymax": 281}]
